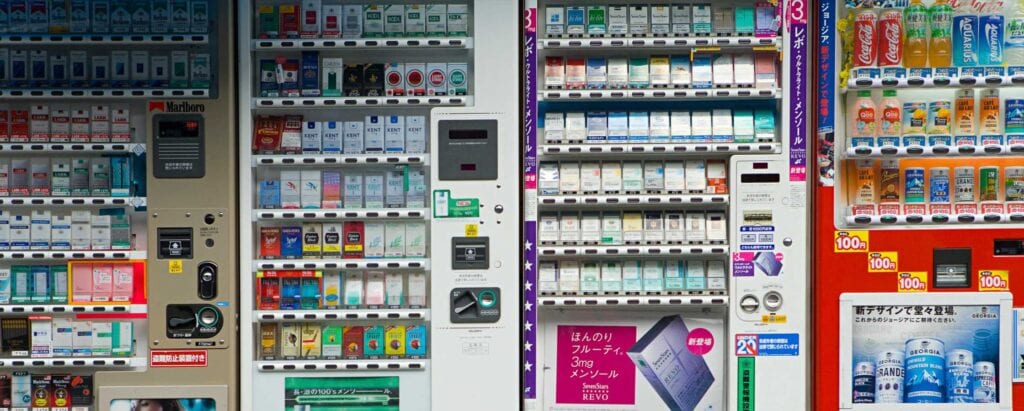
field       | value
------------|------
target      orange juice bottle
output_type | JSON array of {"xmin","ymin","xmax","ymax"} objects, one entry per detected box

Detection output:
[
  {"xmin": 979, "ymin": 89, "xmax": 1001, "ymax": 135},
  {"xmin": 904, "ymin": 0, "xmax": 929, "ymax": 68},
  {"xmin": 954, "ymin": 89, "xmax": 976, "ymax": 135},
  {"xmin": 929, "ymin": 0, "xmax": 954, "ymax": 67}
]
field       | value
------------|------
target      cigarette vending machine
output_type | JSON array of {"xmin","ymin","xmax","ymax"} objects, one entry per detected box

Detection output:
[
  {"xmin": 0, "ymin": 0, "xmax": 238, "ymax": 410},
  {"xmin": 238, "ymin": 1, "xmax": 522, "ymax": 410},
  {"xmin": 523, "ymin": 1, "xmax": 810, "ymax": 410},
  {"xmin": 815, "ymin": 0, "xmax": 1019, "ymax": 409}
]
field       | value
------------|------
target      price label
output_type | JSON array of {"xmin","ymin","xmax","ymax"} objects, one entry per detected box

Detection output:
[
  {"xmin": 868, "ymin": 252, "xmax": 898, "ymax": 272},
  {"xmin": 978, "ymin": 270, "xmax": 1010, "ymax": 291},
  {"xmin": 897, "ymin": 272, "xmax": 928, "ymax": 293},
  {"xmin": 834, "ymin": 230, "xmax": 869, "ymax": 253}
]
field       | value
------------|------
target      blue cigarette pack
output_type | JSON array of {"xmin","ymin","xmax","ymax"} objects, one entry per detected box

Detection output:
[{"xmin": 280, "ymin": 226, "xmax": 302, "ymax": 258}]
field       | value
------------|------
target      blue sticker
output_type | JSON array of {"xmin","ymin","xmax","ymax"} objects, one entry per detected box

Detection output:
[
  {"xmin": 736, "ymin": 333, "xmax": 800, "ymax": 357},
  {"xmin": 216, "ymin": 301, "xmax": 229, "ymax": 307}
]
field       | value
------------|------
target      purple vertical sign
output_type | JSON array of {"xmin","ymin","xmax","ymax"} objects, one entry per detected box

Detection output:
[
  {"xmin": 522, "ymin": 5, "xmax": 539, "ymax": 401},
  {"xmin": 788, "ymin": 0, "xmax": 808, "ymax": 182}
]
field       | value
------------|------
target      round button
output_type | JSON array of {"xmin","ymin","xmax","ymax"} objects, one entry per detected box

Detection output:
[
  {"xmin": 478, "ymin": 291, "xmax": 497, "ymax": 308},
  {"xmin": 763, "ymin": 291, "xmax": 783, "ymax": 312},
  {"xmin": 198, "ymin": 308, "xmax": 219, "ymax": 327},
  {"xmin": 740, "ymin": 295, "xmax": 759, "ymax": 313}
]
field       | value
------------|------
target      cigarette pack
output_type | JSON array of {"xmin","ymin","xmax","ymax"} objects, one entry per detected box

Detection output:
[
  {"xmin": 425, "ymin": 4, "xmax": 446, "ymax": 36},
  {"xmin": 650, "ymin": 111, "xmax": 671, "ymax": 143},
  {"xmin": 608, "ymin": 6, "xmax": 628, "ymax": 35},
  {"xmin": 321, "ymin": 121, "xmax": 341, "ymax": 152},
  {"xmin": 363, "ymin": 5, "xmax": 384, "ymax": 37},
  {"xmin": 321, "ymin": 223, "xmax": 341, "ymax": 257},
  {"xmin": 71, "ymin": 320, "xmax": 91, "ymax": 356},
  {"xmin": 628, "ymin": 316, "xmax": 715, "ymax": 411},
  {"xmin": 560, "ymin": 213, "xmax": 580, "ymax": 244},
  {"xmin": 629, "ymin": 5, "xmax": 649, "ymax": 35},
  {"xmin": 260, "ymin": 323, "xmax": 277, "ymax": 359},
  {"xmin": 50, "ymin": 54, "xmax": 68, "ymax": 87},
  {"xmin": 546, "ymin": 6, "xmax": 564, "ymax": 36},
  {"xmin": 755, "ymin": 52, "xmax": 777, "ymax": 88},
  {"xmin": 170, "ymin": 50, "xmax": 188, "ymax": 88},
  {"xmin": 580, "ymin": 163, "xmax": 601, "ymax": 194},
  {"xmin": 622, "ymin": 261, "xmax": 642, "ymax": 291},
  {"xmin": 301, "ymin": 323, "xmax": 321, "ymax": 359},
  {"xmin": 650, "ymin": 56, "xmax": 670, "ymax": 87},
  {"xmin": 301, "ymin": 120, "xmax": 321, "ymax": 153},
  {"xmin": 321, "ymin": 171, "xmax": 341, "ymax": 208},
  {"xmin": 712, "ymin": 54, "xmax": 734, "ymax": 87},
  {"xmin": 692, "ymin": 55, "xmax": 712, "ymax": 88},
  {"xmin": 343, "ymin": 121, "xmax": 364, "ymax": 154},
  {"xmin": 405, "ymin": 5, "xmax": 425, "ymax": 35},
  {"xmin": 706, "ymin": 160, "xmax": 727, "ymax": 194},
  {"xmin": 427, "ymin": 62, "xmax": 447, "ymax": 96},
  {"xmin": 628, "ymin": 57, "xmax": 649, "ymax": 88},
  {"xmin": 51, "ymin": 215, "xmax": 70, "ymax": 250},
  {"xmin": 89, "ymin": 105, "xmax": 110, "ymax": 142},
  {"xmin": 364, "ymin": 325, "xmax": 384, "ymax": 358},
  {"xmin": 385, "ymin": 168, "xmax": 404, "ymax": 208},
  {"xmin": 364, "ymin": 173, "xmax": 384, "ymax": 209},
  {"xmin": 586, "ymin": 112, "xmax": 608, "ymax": 143},
  {"xmin": 278, "ymin": 3, "xmax": 299, "ymax": 37},
  {"xmin": 672, "ymin": 5, "xmax": 692, "ymax": 35},
  {"xmin": 707, "ymin": 212, "xmax": 727, "ymax": 242},
  {"xmin": 581, "ymin": 262, "xmax": 600, "ymax": 292},
  {"xmin": 733, "ymin": 110, "xmax": 755, "ymax": 143},
  {"xmin": 691, "ymin": 111, "xmax": 712, "ymax": 141},
  {"xmin": 644, "ymin": 161, "xmax": 665, "ymax": 193},
  {"xmin": 258, "ymin": 178, "xmax": 281, "ymax": 209},
  {"xmin": 712, "ymin": 109, "xmax": 733, "ymax": 142},
  {"xmin": 670, "ymin": 112, "xmax": 691, "ymax": 142},
  {"xmin": 671, "ymin": 56, "xmax": 691, "ymax": 88},
  {"xmin": 651, "ymin": 5, "xmax": 670, "ymax": 34},
  {"xmin": 665, "ymin": 212, "xmax": 686, "ymax": 244},
  {"xmin": 406, "ymin": 325, "xmax": 426, "ymax": 358},
  {"xmin": 447, "ymin": 62, "xmax": 468, "ymax": 95},
  {"xmin": 91, "ymin": 264, "xmax": 112, "ymax": 302},
  {"xmin": 754, "ymin": 110, "xmax": 776, "ymax": 141},
  {"xmin": 130, "ymin": 51, "xmax": 149, "ymax": 87},
  {"xmin": 29, "ymin": 104, "xmax": 49, "ymax": 143},
  {"xmin": 607, "ymin": 112, "xmax": 628, "ymax": 142},
  {"xmin": 300, "ymin": 169, "xmax": 321, "ymax": 209},
  {"xmin": 734, "ymin": 53, "xmax": 755, "ymax": 86},
  {"xmin": 52, "ymin": 317, "xmax": 74, "ymax": 357},
  {"xmin": 10, "ymin": 50, "xmax": 28, "ymax": 87},
  {"xmin": 343, "ymin": 221, "xmax": 364, "ymax": 258},
  {"xmin": 342, "ymin": 5, "xmax": 362, "ymax": 38},
  {"xmin": 30, "ymin": 157, "xmax": 49, "ymax": 196},
  {"xmin": 587, "ymin": 57, "xmax": 607, "ymax": 89},
  {"xmin": 383, "ymin": 4, "xmax": 404, "ymax": 36},
  {"xmin": 643, "ymin": 260, "xmax": 664, "ymax": 291},
  {"xmin": 3, "ymin": 318, "xmax": 29, "ymax": 356},
  {"xmin": 447, "ymin": 4, "xmax": 469, "ymax": 36},
  {"xmin": 301, "ymin": 222, "xmax": 321, "ymax": 258},
  {"xmin": 300, "ymin": 0, "xmax": 321, "ymax": 37},
  {"xmin": 644, "ymin": 211, "xmax": 664, "ymax": 244},
  {"xmin": 0, "ymin": 160, "xmax": 7, "ymax": 197},
  {"xmin": 343, "ymin": 173, "xmax": 362, "ymax": 209},
  {"xmin": 30, "ymin": 265, "xmax": 49, "ymax": 303},
  {"xmin": 384, "ymin": 115, "xmax": 405, "ymax": 153},
  {"xmin": 279, "ymin": 323, "xmax": 299, "ymax": 359},
  {"xmin": 686, "ymin": 211, "xmax": 707, "ymax": 243},
  {"xmin": 68, "ymin": 108, "xmax": 89, "ymax": 143},
  {"xmin": 539, "ymin": 213, "xmax": 559, "ymax": 243},
  {"xmin": 30, "ymin": 210, "xmax": 50, "ymax": 250},
  {"xmin": 545, "ymin": 57, "xmax": 565, "ymax": 89},
  {"xmin": 544, "ymin": 112, "xmax": 565, "ymax": 143},
  {"xmin": 404, "ymin": 222, "xmax": 425, "ymax": 257},
  {"xmin": 190, "ymin": 53, "xmax": 211, "ymax": 89},
  {"xmin": 608, "ymin": 57, "xmax": 628, "ymax": 88},
  {"xmin": 622, "ymin": 161, "xmax": 644, "ymax": 192},
  {"xmin": 565, "ymin": 112, "xmax": 587, "ymax": 142},
  {"xmin": 0, "ymin": 266, "xmax": 9, "ymax": 303},
  {"xmin": 385, "ymin": 271, "xmax": 403, "ymax": 306},
  {"xmin": 110, "ymin": 106, "xmax": 130, "ymax": 143},
  {"xmin": 558, "ymin": 261, "xmax": 580, "ymax": 292},
  {"xmin": 539, "ymin": 262, "xmax": 558, "ymax": 292},
  {"xmin": 29, "ymin": 375, "xmax": 51, "ymax": 408},
  {"xmin": 343, "ymin": 271, "xmax": 362, "ymax": 306},
  {"xmin": 281, "ymin": 226, "xmax": 302, "ymax": 258},
  {"xmin": 322, "ymin": 271, "xmax": 341, "ymax": 307},
  {"xmin": 10, "ymin": 214, "xmax": 29, "ymax": 250},
  {"xmin": 320, "ymin": 57, "xmax": 343, "ymax": 97},
  {"xmin": 0, "ymin": 108, "xmax": 7, "ymax": 143},
  {"xmin": 322, "ymin": 325, "xmax": 342, "ymax": 358},
  {"xmin": 91, "ymin": 321, "xmax": 112, "ymax": 356},
  {"xmin": 685, "ymin": 160, "xmax": 707, "ymax": 192},
  {"xmin": 28, "ymin": 50, "xmax": 45, "ymax": 86},
  {"xmin": 300, "ymin": 51, "xmax": 320, "ymax": 97},
  {"xmin": 601, "ymin": 162, "xmax": 622, "ymax": 193},
  {"xmin": 623, "ymin": 211, "xmax": 643, "ymax": 243},
  {"xmin": 257, "ymin": 272, "xmax": 279, "ymax": 309},
  {"xmin": 364, "ymin": 222, "xmax": 384, "ymax": 258},
  {"xmin": 693, "ymin": 4, "xmax": 712, "ymax": 34},
  {"xmin": 11, "ymin": 372, "xmax": 29, "ymax": 407},
  {"xmin": 364, "ymin": 115, "xmax": 385, "ymax": 153},
  {"xmin": 110, "ymin": 50, "xmax": 130, "ymax": 87},
  {"xmin": 70, "ymin": 210, "xmax": 90, "ymax": 250},
  {"xmin": 407, "ymin": 272, "xmax": 426, "ymax": 306},
  {"xmin": 601, "ymin": 261, "xmax": 622, "ymax": 291}
]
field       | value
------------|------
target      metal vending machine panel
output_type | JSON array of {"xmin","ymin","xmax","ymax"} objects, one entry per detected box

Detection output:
[
  {"xmin": 238, "ymin": 1, "xmax": 522, "ymax": 410},
  {"xmin": 815, "ymin": 1, "xmax": 1016, "ymax": 409},
  {"xmin": 522, "ymin": 0, "xmax": 810, "ymax": 410}
]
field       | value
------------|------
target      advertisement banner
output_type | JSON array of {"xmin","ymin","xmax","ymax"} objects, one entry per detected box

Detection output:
[{"xmin": 284, "ymin": 377, "xmax": 399, "ymax": 411}]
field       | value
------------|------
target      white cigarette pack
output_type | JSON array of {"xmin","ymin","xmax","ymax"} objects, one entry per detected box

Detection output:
[{"xmin": 544, "ymin": 112, "xmax": 565, "ymax": 143}]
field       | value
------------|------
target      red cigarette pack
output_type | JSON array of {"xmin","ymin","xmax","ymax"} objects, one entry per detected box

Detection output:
[{"xmin": 260, "ymin": 226, "xmax": 282, "ymax": 259}]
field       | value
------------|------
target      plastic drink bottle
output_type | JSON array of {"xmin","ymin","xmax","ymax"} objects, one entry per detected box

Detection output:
[
  {"xmin": 904, "ymin": 0, "xmax": 930, "ymax": 68},
  {"xmin": 930, "ymin": 0, "xmax": 954, "ymax": 67},
  {"xmin": 852, "ymin": 90, "xmax": 878, "ymax": 139},
  {"xmin": 952, "ymin": 14, "xmax": 980, "ymax": 67},
  {"xmin": 979, "ymin": 15, "xmax": 1004, "ymax": 65},
  {"xmin": 1005, "ymin": 1, "xmax": 1024, "ymax": 65},
  {"xmin": 880, "ymin": 90, "xmax": 902, "ymax": 136}
]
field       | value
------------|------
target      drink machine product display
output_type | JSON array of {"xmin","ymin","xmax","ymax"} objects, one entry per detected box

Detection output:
[
  {"xmin": 522, "ymin": 1, "xmax": 810, "ymax": 410},
  {"xmin": 0, "ymin": 1, "xmax": 238, "ymax": 410},
  {"xmin": 815, "ymin": 0, "xmax": 1018, "ymax": 409},
  {"xmin": 238, "ymin": 1, "xmax": 521, "ymax": 410}
]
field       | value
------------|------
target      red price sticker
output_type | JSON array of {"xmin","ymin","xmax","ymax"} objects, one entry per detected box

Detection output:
[
  {"xmin": 978, "ymin": 270, "xmax": 1010, "ymax": 291},
  {"xmin": 897, "ymin": 272, "xmax": 928, "ymax": 293},
  {"xmin": 834, "ymin": 230, "xmax": 869, "ymax": 253},
  {"xmin": 868, "ymin": 252, "xmax": 898, "ymax": 272}
]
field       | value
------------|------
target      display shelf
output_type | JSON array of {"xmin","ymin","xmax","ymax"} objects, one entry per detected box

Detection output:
[
  {"xmin": 846, "ymin": 212, "xmax": 1024, "ymax": 225},
  {"xmin": 0, "ymin": 250, "xmax": 146, "ymax": 261},
  {"xmin": 845, "ymin": 144, "xmax": 1024, "ymax": 158},
  {"xmin": 538, "ymin": 194, "xmax": 727, "ymax": 207},
  {"xmin": 540, "ymin": 88, "xmax": 779, "ymax": 101},
  {"xmin": 539, "ymin": 35, "xmax": 779, "ymax": 49},
  {"xmin": 255, "ymin": 208, "xmax": 428, "ymax": 221},
  {"xmin": 253, "ymin": 96, "xmax": 469, "ymax": 108},
  {"xmin": 253, "ymin": 37, "xmax": 471, "ymax": 50},
  {"xmin": 256, "ymin": 359, "xmax": 426, "ymax": 372},
  {"xmin": 0, "ymin": 196, "xmax": 146, "ymax": 207},
  {"xmin": 0, "ymin": 304, "xmax": 146, "ymax": 314},
  {"xmin": 540, "ymin": 142, "xmax": 781, "ymax": 156},
  {"xmin": 0, "ymin": 89, "xmax": 210, "ymax": 99},
  {"xmin": 537, "ymin": 244, "xmax": 728, "ymax": 258},
  {"xmin": 0, "ymin": 357, "xmax": 145, "ymax": 368},
  {"xmin": 254, "ymin": 309, "xmax": 428, "ymax": 322},
  {"xmin": 846, "ymin": 74, "xmax": 1024, "ymax": 90},
  {"xmin": 253, "ymin": 258, "xmax": 429, "ymax": 271},
  {"xmin": 0, "ymin": 33, "xmax": 210, "ymax": 45},
  {"xmin": 539, "ymin": 295, "xmax": 728, "ymax": 307},
  {"xmin": 253, "ymin": 153, "xmax": 428, "ymax": 166},
  {"xmin": 0, "ymin": 143, "xmax": 144, "ymax": 154}
]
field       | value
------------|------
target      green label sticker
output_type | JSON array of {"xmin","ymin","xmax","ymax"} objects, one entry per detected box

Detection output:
[
  {"xmin": 433, "ymin": 190, "xmax": 480, "ymax": 218},
  {"xmin": 738, "ymin": 357, "xmax": 755, "ymax": 411}
]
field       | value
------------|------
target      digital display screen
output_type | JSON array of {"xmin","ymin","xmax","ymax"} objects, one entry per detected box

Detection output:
[
  {"xmin": 740, "ymin": 173, "xmax": 781, "ymax": 183},
  {"xmin": 449, "ymin": 129, "xmax": 488, "ymax": 140},
  {"xmin": 158, "ymin": 120, "xmax": 202, "ymax": 138}
]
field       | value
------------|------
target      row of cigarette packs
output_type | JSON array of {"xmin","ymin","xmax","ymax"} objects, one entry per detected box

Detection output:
[
  {"xmin": 543, "ymin": 3, "xmax": 778, "ymax": 37},
  {"xmin": 0, "ymin": 156, "xmax": 135, "ymax": 197},
  {"xmin": 0, "ymin": 49, "xmax": 211, "ymax": 89},
  {"xmin": 540, "ymin": 160, "xmax": 727, "ymax": 196},
  {"xmin": 850, "ymin": 162, "xmax": 1024, "ymax": 216},
  {"xmin": 253, "ymin": 115, "xmax": 426, "ymax": 155},
  {"xmin": 260, "ymin": 221, "xmax": 426, "ymax": 260},
  {"xmin": 258, "ymin": 168, "xmax": 426, "ymax": 210},
  {"xmin": 0, "ymin": 210, "xmax": 132, "ymax": 252},
  {"xmin": 544, "ymin": 109, "xmax": 777, "ymax": 144},
  {"xmin": 260, "ymin": 55, "xmax": 467, "ymax": 98},
  {"xmin": 540, "ymin": 211, "xmax": 728, "ymax": 245},
  {"xmin": 1, "ymin": 263, "xmax": 137, "ymax": 305},
  {"xmin": 0, "ymin": 318, "xmax": 134, "ymax": 358},
  {"xmin": 257, "ymin": 270, "xmax": 426, "ymax": 310},
  {"xmin": 544, "ymin": 54, "xmax": 778, "ymax": 89},
  {"xmin": 539, "ymin": 260, "xmax": 727, "ymax": 294},
  {"xmin": 0, "ymin": 0, "xmax": 210, "ymax": 34},
  {"xmin": 262, "ymin": 323, "xmax": 427, "ymax": 361},
  {"xmin": 0, "ymin": 105, "xmax": 131, "ymax": 143},
  {"xmin": 257, "ymin": 3, "xmax": 468, "ymax": 39},
  {"xmin": 0, "ymin": 373, "xmax": 93, "ymax": 411}
]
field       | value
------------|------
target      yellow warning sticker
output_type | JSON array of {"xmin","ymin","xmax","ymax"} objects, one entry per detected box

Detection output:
[
  {"xmin": 168, "ymin": 260, "xmax": 183, "ymax": 274},
  {"xmin": 465, "ymin": 224, "xmax": 479, "ymax": 237}
]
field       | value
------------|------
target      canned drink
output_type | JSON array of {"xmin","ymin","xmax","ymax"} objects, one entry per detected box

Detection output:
[
  {"xmin": 878, "ymin": 9, "xmax": 903, "ymax": 67},
  {"xmin": 1004, "ymin": 167, "xmax": 1024, "ymax": 202},
  {"xmin": 903, "ymin": 101, "xmax": 927, "ymax": 135},
  {"xmin": 930, "ymin": 167, "xmax": 950, "ymax": 203},
  {"xmin": 855, "ymin": 159, "xmax": 876, "ymax": 205},
  {"xmin": 853, "ymin": 9, "xmax": 878, "ymax": 68},
  {"xmin": 945, "ymin": 349, "xmax": 974, "ymax": 403},
  {"xmin": 980, "ymin": 15, "xmax": 1004, "ymax": 66},
  {"xmin": 955, "ymin": 166, "xmax": 975, "ymax": 203},
  {"xmin": 905, "ymin": 167, "xmax": 925, "ymax": 203},
  {"xmin": 928, "ymin": 100, "xmax": 952, "ymax": 135},
  {"xmin": 953, "ymin": 15, "xmax": 980, "ymax": 67},
  {"xmin": 875, "ymin": 350, "xmax": 905, "ymax": 403},
  {"xmin": 979, "ymin": 166, "xmax": 999, "ymax": 202},
  {"xmin": 853, "ymin": 361, "xmax": 876, "ymax": 403},
  {"xmin": 879, "ymin": 159, "xmax": 901, "ymax": 202},
  {"xmin": 972, "ymin": 361, "xmax": 997, "ymax": 403},
  {"xmin": 905, "ymin": 338, "xmax": 945, "ymax": 403}
]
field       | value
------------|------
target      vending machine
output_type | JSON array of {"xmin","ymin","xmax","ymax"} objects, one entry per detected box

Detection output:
[
  {"xmin": 815, "ymin": 0, "xmax": 1018, "ymax": 409},
  {"xmin": 238, "ymin": 1, "xmax": 522, "ymax": 410},
  {"xmin": 522, "ymin": 1, "xmax": 810, "ymax": 410},
  {"xmin": 0, "ymin": 1, "xmax": 238, "ymax": 410}
]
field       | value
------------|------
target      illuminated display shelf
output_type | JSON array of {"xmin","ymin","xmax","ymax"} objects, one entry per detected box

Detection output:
[
  {"xmin": 539, "ymin": 35, "xmax": 779, "ymax": 49},
  {"xmin": 540, "ymin": 88, "xmax": 779, "ymax": 100},
  {"xmin": 845, "ymin": 144, "xmax": 1024, "ymax": 158},
  {"xmin": 0, "ymin": 143, "xmax": 144, "ymax": 154},
  {"xmin": 538, "ymin": 194, "xmax": 728, "ymax": 207},
  {"xmin": 0, "ymin": 304, "xmax": 147, "ymax": 314},
  {"xmin": 0, "ymin": 89, "xmax": 210, "ymax": 98},
  {"xmin": 253, "ymin": 37, "xmax": 471, "ymax": 49},
  {"xmin": 538, "ymin": 295, "xmax": 728, "ymax": 307},
  {"xmin": 0, "ymin": 197, "xmax": 146, "ymax": 207},
  {"xmin": 252, "ymin": 153, "xmax": 428, "ymax": 166},
  {"xmin": 0, "ymin": 357, "xmax": 146, "ymax": 368},
  {"xmin": 540, "ymin": 142, "xmax": 781, "ymax": 156},
  {"xmin": 0, "ymin": 33, "xmax": 209, "ymax": 45},
  {"xmin": 252, "ymin": 258, "xmax": 429, "ymax": 271},
  {"xmin": 537, "ymin": 244, "xmax": 728, "ymax": 258},
  {"xmin": 253, "ymin": 96, "xmax": 470, "ymax": 108},
  {"xmin": 253, "ymin": 309, "xmax": 427, "ymax": 322},
  {"xmin": 256, "ymin": 359, "xmax": 427, "ymax": 372},
  {"xmin": 254, "ymin": 208, "xmax": 428, "ymax": 221},
  {"xmin": 0, "ymin": 250, "xmax": 147, "ymax": 260}
]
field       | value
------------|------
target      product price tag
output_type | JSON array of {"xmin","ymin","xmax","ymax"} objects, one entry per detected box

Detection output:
[
  {"xmin": 867, "ymin": 251, "xmax": 898, "ymax": 272},
  {"xmin": 834, "ymin": 230, "xmax": 869, "ymax": 253},
  {"xmin": 978, "ymin": 270, "xmax": 1010, "ymax": 292},
  {"xmin": 897, "ymin": 271, "xmax": 928, "ymax": 293}
]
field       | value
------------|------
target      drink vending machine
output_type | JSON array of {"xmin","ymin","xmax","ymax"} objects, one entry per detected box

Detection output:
[
  {"xmin": 238, "ymin": 1, "xmax": 522, "ymax": 410},
  {"xmin": 0, "ymin": 1, "xmax": 238, "ymax": 410},
  {"xmin": 815, "ymin": 0, "xmax": 1019, "ymax": 409},
  {"xmin": 523, "ymin": 0, "xmax": 810, "ymax": 410}
]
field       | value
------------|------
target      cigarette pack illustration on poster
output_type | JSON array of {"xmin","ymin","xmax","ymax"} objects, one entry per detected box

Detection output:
[
  {"xmin": 547, "ymin": 315, "xmax": 724, "ymax": 411},
  {"xmin": 849, "ymin": 302, "xmax": 1002, "ymax": 404}
]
